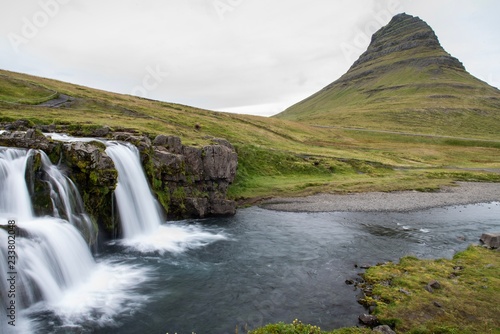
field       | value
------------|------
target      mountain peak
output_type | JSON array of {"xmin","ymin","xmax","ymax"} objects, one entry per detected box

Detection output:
[
  {"xmin": 275, "ymin": 13, "xmax": 500, "ymax": 136},
  {"xmin": 348, "ymin": 12, "xmax": 464, "ymax": 76}
]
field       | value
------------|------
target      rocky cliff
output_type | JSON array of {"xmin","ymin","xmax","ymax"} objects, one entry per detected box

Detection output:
[{"xmin": 0, "ymin": 122, "xmax": 238, "ymax": 238}]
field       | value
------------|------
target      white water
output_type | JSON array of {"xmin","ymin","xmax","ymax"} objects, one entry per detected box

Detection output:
[
  {"xmin": 40, "ymin": 152, "xmax": 97, "ymax": 244},
  {"xmin": 105, "ymin": 142, "xmax": 163, "ymax": 237},
  {"xmin": 105, "ymin": 141, "xmax": 227, "ymax": 253},
  {"xmin": 0, "ymin": 147, "xmax": 148, "ymax": 333},
  {"xmin": 0, "ymin": 148, "xmax": 33, "ymax": 220}
]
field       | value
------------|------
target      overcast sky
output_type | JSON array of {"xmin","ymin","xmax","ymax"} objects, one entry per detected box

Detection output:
[{"xmin": 1, "ymin": 0, "xmax": 499, "ymax": 116}]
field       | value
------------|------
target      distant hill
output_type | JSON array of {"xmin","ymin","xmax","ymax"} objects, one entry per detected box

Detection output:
[{"xmin": 276, "ymin": 13, "xmax": 500, "ymax": 138}]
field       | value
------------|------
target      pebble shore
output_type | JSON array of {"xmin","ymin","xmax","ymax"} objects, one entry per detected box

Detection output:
[{"xmin": 260, "ymin": 182, "xmax": 500, "ymax": 212}]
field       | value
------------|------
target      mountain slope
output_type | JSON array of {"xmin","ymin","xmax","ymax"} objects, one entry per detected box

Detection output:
[
  {"xmin": 2, "ymin": 46, "xmax": 500, "ymax": 201},
  {"xmin": 276, "ymin": 13, "xmax": 500, "ymax": 138}
]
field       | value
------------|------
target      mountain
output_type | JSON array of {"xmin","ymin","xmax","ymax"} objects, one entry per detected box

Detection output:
[{"xmin": 276, "ymin": 13, "xmax": 500, "ymax": 138}]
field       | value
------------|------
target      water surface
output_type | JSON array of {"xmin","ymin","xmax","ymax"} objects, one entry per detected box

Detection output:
[{"xmin": 48, "ymin": 202, "xmax": 500, "ymax": 334}]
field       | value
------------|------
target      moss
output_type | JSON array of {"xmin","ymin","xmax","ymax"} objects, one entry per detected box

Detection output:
[
  {"xmin": 154, "ymin": 189, "xmax": 170, "ymax": 214},
  {"xmin": 362, "ymin": 246, "xmax": 500, "ymax": 333},
  {"xmin": 250, "ymin": 319, "xmax": 371, "ymax": 334}
]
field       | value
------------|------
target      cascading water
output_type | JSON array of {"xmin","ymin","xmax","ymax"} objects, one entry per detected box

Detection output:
[
  {"xmin": 105, "ymin": 142, "xmax": 163, "ymax": 237},
  {"xmin": 105, "ymin": 141, "xmax": 226, "ymax": 253},
  {"xmin": 39, "ymin": 152, "xmax": 97, "ymax": 244},
  {"xmin": 0, "ymin": 147, "xmax": 148, "ymax": 333},
  {"xmin": 0, "ymin": 148, "xmax": 33, "ymax": 220}
]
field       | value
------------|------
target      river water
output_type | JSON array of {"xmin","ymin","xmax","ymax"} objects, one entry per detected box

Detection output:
[
  {"xmin": 2, "ymin": 144, "xmax": 499, "ymax": 333},
  {"xmin": 33, "ymin": 202, "xmax": 499, "ymax": 334}
]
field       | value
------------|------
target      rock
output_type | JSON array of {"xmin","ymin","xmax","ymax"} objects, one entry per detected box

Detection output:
[
  {"xmin": 429, "ymin": 280, "xmax": 441, "ymax": 289},
  {"xmin": 212, "ymin": 138, "xmax": 235, "ymax": 151},
  {"xmin": 399, "ymin": 288, "xmax": 411, "ymax": 296},
  {"xmin": 373, "ymin": 325, "xmax": 396, "ymax": 334},
  {"xmin": 425, "ymin": 280, "xmax": 441, "ymax": 293},
  {"xmin": 433, "ymin": 301, "xmax": 443, "ymax": 308},
  {"xmin": 185, "ymin": 197, "xmax": 209, "ymax": 218},
  {"xmin": 345, "ymin": 279, "xmax": 355, "ymax": 285},
  {"xmin": 146, "ymin": 135, "xmax": 237, "ymax": 219},
  {"xmin": 202, "ymin": 144, "xmax": 238, "ymax": 181},
  {"xmin": 358, "ymin": 314, "xmax": 379, "ymax": 327},
  {"xmin": 480, "ymin": 233, "xmax": 500, "ymax": 249},
  {"xmin": 61, "ymin": 141, "xmax": 118, "ymax": 235},
  {"xmin": 210, "ymin": 199, "xmax": 237, "ymax": 216},
  {"xmin": 91, "ymin": 126, "xmax": 111, "ymax": 137},
  {"xmin": 153, "ymin": 135, "xmax": 182, "ymax": 154}
]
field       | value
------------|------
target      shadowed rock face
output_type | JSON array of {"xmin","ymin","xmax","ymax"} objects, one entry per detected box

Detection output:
[
  {"xmin": 131, "ymin": 133, "xmax": 238, "ymax": 219},
  {"xmin": 350, "ymin": 13, "xmax": 464, "ymax": 72},
  {"xmin": 333, "ymin": 13, "xmax": 465, "ymax": 88}
]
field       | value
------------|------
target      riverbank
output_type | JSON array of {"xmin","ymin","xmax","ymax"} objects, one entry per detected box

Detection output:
[{"xmin": 260, "ymin": 182, "xmax": 500, "ymax": 212}]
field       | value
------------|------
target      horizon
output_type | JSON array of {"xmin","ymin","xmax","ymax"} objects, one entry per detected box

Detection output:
[{"xmin": 1, "ymin": 0, "xmax": 499, "ymax": 116}]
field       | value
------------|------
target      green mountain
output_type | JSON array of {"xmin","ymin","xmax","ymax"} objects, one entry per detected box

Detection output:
[{"xmin": 276, "ymin": 13, "xmax": 500, "ymax": 138}]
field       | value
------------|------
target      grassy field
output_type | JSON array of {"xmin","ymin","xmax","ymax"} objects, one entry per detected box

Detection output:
[{"xmin": 1, "ymin": 69, "xmax": 500, "ymax": 201}]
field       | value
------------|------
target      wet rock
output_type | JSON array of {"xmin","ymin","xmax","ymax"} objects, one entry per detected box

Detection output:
[
  {"xmin": 61, "ymin": 141, "xmax": 117, "ymax": 234},
  {"xmin": 210, "ymin": 198, "xmax": 237, "ymax": 216},
  {"xmin": 358, "ymin": 313, "xmax": 379, "ymax": 327},
  {"xmin": 480, "ymin": 233, "xmax": 500, "ymax": 249}
]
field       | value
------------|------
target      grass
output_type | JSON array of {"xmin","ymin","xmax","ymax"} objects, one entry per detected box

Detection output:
[
  {"xmin": 1, "ymin": 68, "xmax": 500, "ymax": 202},
  {"xmin": 250, "ymin": 246, "xmax": 499, "ymax": 334},
  {"xmin": 362, "ymin": 246, "xmax": 500, "ymax": 333},
  {"xmin": 249, "ymin": 319, "xmax": 371, "ymax": 334}
]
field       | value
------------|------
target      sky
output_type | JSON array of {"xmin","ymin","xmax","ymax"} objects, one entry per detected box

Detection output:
[{"xmin": 1, "ymin": 0, "xmax": 499, "ymax": 116}]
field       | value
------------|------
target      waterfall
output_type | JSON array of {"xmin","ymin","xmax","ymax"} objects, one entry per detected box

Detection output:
[
  {"xmin": 105, "ymin": 142, "xmax": 164, "ymax": 237},
  {"xmin": 0, "ymin": 147, "xmax": 96, "ymax": 332},
  {"xmin": 105, "ymin": 142, "xmax": 226, "ymax": 253},
  {"xmin": 0, "ymin": 147, "xmax": 148, "ymax": 332},
  {"xmin": 0, "ymin": 148, "xmax": 33, "ymax": 220},
  {"xmin": 39, "ymin": 152, "xmax": 97, "ymax": 244}
]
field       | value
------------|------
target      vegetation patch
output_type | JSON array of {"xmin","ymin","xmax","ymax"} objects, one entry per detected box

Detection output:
[{"xmin": 362, "ymin": 246, "xmax": 500, "ymax": 333}]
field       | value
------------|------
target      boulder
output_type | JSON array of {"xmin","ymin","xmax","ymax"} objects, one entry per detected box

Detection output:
[
  {"xmin": 480, "ymin": 233, "xmax": 500, "ymax": 249},
  {"xmin": 61, "ymin": 140, "xmax": 118, "ymax": 235},
  {"xmin": 358, "ymin": 314, "xmax": 379, "ymax": 327}
]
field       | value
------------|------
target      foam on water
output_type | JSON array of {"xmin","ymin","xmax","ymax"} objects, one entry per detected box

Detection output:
[{"xmin": 119, "ymin": 223, "xmax": 227, "ymax": 254}]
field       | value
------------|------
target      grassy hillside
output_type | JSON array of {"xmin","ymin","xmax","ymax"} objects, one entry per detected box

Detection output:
[
  {"xmin": 1, "ymin": 69, "xmax": 500, "ymax": 201},
  {"xmin": 276, "ymin": 14, "xmax": 500, "ymax": 139}
]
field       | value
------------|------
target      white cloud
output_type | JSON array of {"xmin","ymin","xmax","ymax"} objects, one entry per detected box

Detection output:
[{"xmin": 1, "ymin": 0, "xmax": 498, "ymax": 116}]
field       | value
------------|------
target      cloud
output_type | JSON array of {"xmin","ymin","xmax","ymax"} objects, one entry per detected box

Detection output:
[{"xmin": 1, "ymin": 0, "xmax": 499, "ymax": 116}]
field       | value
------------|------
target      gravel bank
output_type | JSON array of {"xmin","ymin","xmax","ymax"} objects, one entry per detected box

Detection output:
[{"xmin": 260, "ymin": 182, "xmax": 500, "ymax": 212}]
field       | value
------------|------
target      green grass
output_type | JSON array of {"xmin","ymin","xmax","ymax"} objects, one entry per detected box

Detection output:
[
  {"xmin": 1, "ymin": 68, "xmax": 500, "ymax": 201},
  {"xmin": 249, "ymin": 319, "xmax": 371, "ymax": 334},
  {"xmin": 362, "ymin": 246, "xmax": 500, "ymax": 333}
]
